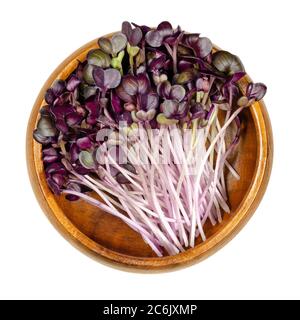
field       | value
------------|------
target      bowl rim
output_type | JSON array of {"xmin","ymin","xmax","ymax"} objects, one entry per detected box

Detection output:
[{"xmin": 26, "ymin": 35, "xmax": 273, "ymax": 272}]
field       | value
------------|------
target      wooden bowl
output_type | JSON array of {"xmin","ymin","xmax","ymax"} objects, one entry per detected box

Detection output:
[{"xmin": 26, "ymin": 35, "xmax": 273, "ymax": 272}]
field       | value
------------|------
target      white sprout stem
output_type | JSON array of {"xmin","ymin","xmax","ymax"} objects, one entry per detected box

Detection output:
[
  {"xmin": 106, "ymin": 154, "xmax": 143, "ymax": 191},
  {"xmin": 138, "ymin": 140, "xmax": 191, "ymax": 226},
  {"xmin": 193, "ymin": 107, "xmax": 244, "ymax": 208},
  {"xmin": 208, "ymin": 108, "xmax": 229, "ymax": 223},
  {"xmin": 62, "ymin": 190, "xmax": 163, "ymax": 257},
  {"xmin": 59, "ymin": 103, "xmax": 242, "ymax": 256},
  {"xmin": 71, "ymin": 169, "xmax": 179, "ymax": 254},
  {"xmin": 85, "ymin": 170, "xmax": 177, "ymax": 223},
  {"xmin": 149, "ymin": 164, "xmax": 184, "ymax": 251}
]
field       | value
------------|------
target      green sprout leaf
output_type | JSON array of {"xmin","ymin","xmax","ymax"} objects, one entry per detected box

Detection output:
[
  {"xmin": 111, "ymin": 33, "xmax": 127, "ymax": 55},
  {"xmin": 87, "ymin": 49, "xmax": 111, "ymax": 68},
  {"xmin": 79, "ymin": 151, "xmax": 95, "ymax": 169},
  {"xmin": 83, "ymin": 64, "xmax": 95, "ymax": 85},
  {"xmin": 98, "ymin": 38, "xmax": 113, "ymax": 55},
  {"xmin": 111, "ymin": 50, "xmax": 125, "ymax": 74},
  {"xmin": 127, "ymin": 43, "xmax": 140, "ymax": 57},
  {"xmin": 156, "ymin": 113, "xmax": 179, "ymax": 125}
]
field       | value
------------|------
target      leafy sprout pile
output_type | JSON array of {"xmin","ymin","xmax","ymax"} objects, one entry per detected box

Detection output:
[{"xmin": 33, "ymin": 21, "xmax": 267, "ymax": 256}]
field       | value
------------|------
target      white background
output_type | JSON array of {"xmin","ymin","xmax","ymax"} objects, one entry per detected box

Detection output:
[{"xmin": 0, "ymin": 0, "xmax": 299, "ymax": 300}]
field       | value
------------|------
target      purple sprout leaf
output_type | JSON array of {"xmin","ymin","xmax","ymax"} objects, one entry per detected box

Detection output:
[
  {"xmin": 93, "ymin": 67, "xmax": 121, "ymax": 90},
  {"xmin": 183, "ymin": 34, "xmax": 212, "ymax": 58},
  {"xmin": 190, "ymin": 103, "xmax": 207, "ymax": 120},
  {"xmin": 178, "ymin": 60, "xmax": 194, "ymax": 72},
  {"xmin": 85, "ymin": 99, "xmax": 100, "ymax": 125},
  {"xmin": 75, "ymin": 61, "xmax": 85, "ymax": 80},
  {"xmin": 161, "ymin": 99, "xmax": 188, "ymax": 119},
  {"xmin": 46, "ymin": 162, "xmax": 66, "ymax": 176},
  {"xmin": 130, "ymin": 23, "xmax": 142, "ymax": 29},
  {"xmin": 116, "ymin": 172, "xmax": 129, "ymax": 184},
  {"xmin": 65, "ymin": 182, "xmax": 81, "ymax": 201},
  {"xmin": 229, "ymin": 71, "xmax": 246, "ymax": 83},
  {"xmin": 161, "ymin": 100, "xmax": 177, "ymax": 118},
  {"xmin": 131, "ymin": 23, "xmax": 151, "ymax": 34},
  {"xmin": 116, "ymin": 83, "xmax": 134, "ymax": 103},
  {"xmin": 83, "ymin": 64, "xmax": 96, "ymax": 85},
  {"xmin": 157, "ymin": 81, "xmax": 171, "ymax": 98},
  {"xmin": 135, "ymin": 110, "xmax": 148, "ymax": 121},
  {"xmin": 47, "ymin": 177, "xmax": 62, "ymax": 194},
  {"xmin": 138, "ymin": 92, "xmax": 159, "ymax": 111},
  {"xmin": 122, "ymin": 75, "xmax": 139, "ymax": 95},
  {"xmin": 170, "ymin": 85, "xmax": 186, "ymax": 101},
  {"xmin": 55, "ymin": 119, "xmax": 69, "ymax": 133},
  {"xmin": 65, "ymin": 112, "xmax": 82, "ymax": 127},
  {"xmin": 122, "ymin": 163, "xmax": 137, "ymax": 175},
  {"xmin": 42, "ymin": 147, "xmax": 59, "ymax": 163},
  {"xmin": 51, "ymin": 80, "xmax": 66, "ymax": 96},
  {"xmin": 44, "ymin": 80, "xmax": 66, "ymax": 104},
  {"xmin": 103, "ymin": 68, "xmax": 122, "ymax": 89},
  {"xmin": 36, "ymin": 115, "xmax": 57, "ymax": 137},
  {"xmin": 111, "ymin": 91, "xmax": 123, "ymax": 114},
  {"xmin": 146, "ymin": 109, "xmax": 156, "ymax": 121},
  {"xmin": 77, "ymin": 137, "xmax": 93, "ymax": 150},
  {"xmin": 130, "ymin": 27, "xmax": 143, "ymax": 46},
  {"xmin": 45, "ymin": 89, "xmax": 56, "ymax": 105},
  {"xmin": 98, "ymin": 37, "xmax": 113, "ymax": 55},
  {"xmin": 146, "ymin": 93, "xmax": 159, "ymax": 110},
  {"xmin": 135, "ymin": 108, "xmax": 156, "ymax": 121},
  {"xmin": 221, "ymin": 72, "xmax": 246, "ymax": 103},
  {"xmin": 157, "ymin": 21, "xmax": 173, "ymax": 38},
  {"xmin": 212, "ymin": 50, "xmax": 245, "ymax": 75},
  {"xmin": 122, "ymin": 21, "xmax": 142, "ymax": 46},
  {"xmin": 182, "ymin": 55, "xmax": 225, "ymax": 78},
  {"xmin": 65, "ymin": 194, "xmax": 80, "ymax": 201},
  {"xmin": 145, "ymin": 30, "xmax": 163, "ymax": 47},
  {"xmin": 246, "ymin": 82, "xmax": 267, "ymax": 101},
  {"xmin": 164, "ymin": 35, "xmax": 178, "ymax": 46},
  {"xmin": 111, "ymin": 33, "xmax": 127, "ymax": 54},
  {"xmin": 53, "ymin": 92, "xmax": 71, "ymax": 107},
  {"xmin": 80, "ymin": 84, "xmax": 97, "ymax": 100},
  {"xmin": 52, "ymin": 173, "xmax": 65, "ymax": 187},
  {"xmin": 70, "ymin": 143, "xmax": 80, "ymax": 162},
  {"xmin": 124, "ymin": 102, "xmax": 135, "ymax": 111},
  {"xmin": 198, "ymin": 37, "xmax": 213, "ymax": 58},
  {"xmin": 175, "ymin": 101, "xmax": 188, "ymax": 119},
  {"xmin": 50, "ymin": 104, "xmax": 74, "ymax": 119},
  {"xmin": 92, "ymin": 67, "xmax": 105, "ymax": 88},
  {"xmin": 136, "ymin": 73, "xmax": 150, "ymax": 94},
  {"xmin": 148, "ymin": 55, "xmax": 167, "ymax": 73},
  {"xmin": 121, "ymin": 21, "xmax": 132, "ymax": 39},
  {"xmin": 66, "ymin": 75, "xmax": 81, "ymax": 92},
  {"xmin": 183, "ymin": 34, "xmax": 200, "ymax": 49},
  {"xmin": 116, "ymin": 111, "xmax": 133, "ymax": 125},
  {"xmin": 196, "ymin": 77, "xmax": 210, "ymax": 92},
  {"xmin": 87, "ymin": 49, "xmax": 111, "ymax": 68}
]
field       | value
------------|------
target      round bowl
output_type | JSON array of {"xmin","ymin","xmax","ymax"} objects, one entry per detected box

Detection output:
[{"xmin": 26, "ymin": 34, "xmax": 273, "ymax": 272}]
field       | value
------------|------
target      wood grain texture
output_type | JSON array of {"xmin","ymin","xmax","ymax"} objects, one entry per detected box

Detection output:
[{"xmin": 26, "ymin": 35, "xmax": 273, "ymax": 272}]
